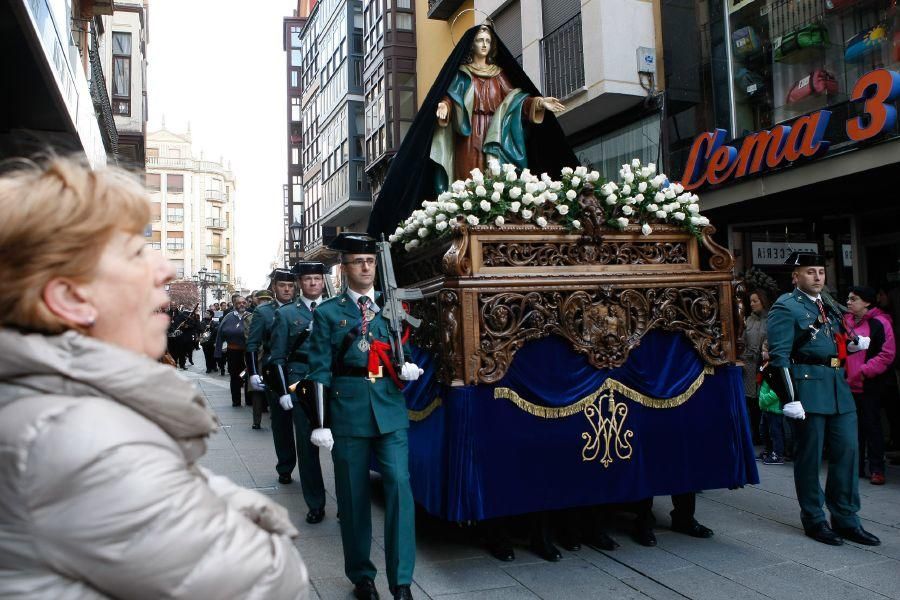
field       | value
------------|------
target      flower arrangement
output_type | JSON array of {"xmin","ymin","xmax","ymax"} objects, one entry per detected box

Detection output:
[{"xmin": 389, "ymin": 157, "xmax": 711, "ymax": 251}]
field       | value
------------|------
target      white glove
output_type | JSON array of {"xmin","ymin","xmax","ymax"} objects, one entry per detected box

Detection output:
[
  {"xmin": 848, "ymin": 335, "xmax": 870, "ymax": 353},
  {"xmin": 279, "ymin": 394, "xmax": 293, "ymax": 410},
  {"xmin": 399, "ymin": 362, "xmax": 424, "ymax": 381},
  {"xmin": 249, "ymin": 374, "xmax": 266, "ymax": 391},
  {"xmin": 311, "ymin": 427, "xmax": 334, "ymax": 451},
  {"xmin": 783, "ymin": 401, "xmax": 806, "ymax": 420}
]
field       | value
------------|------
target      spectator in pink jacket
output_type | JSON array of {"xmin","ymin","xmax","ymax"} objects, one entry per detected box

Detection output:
[{"xmin": 844, "ymin": 286, "xmax": 896, "ymax": 485}]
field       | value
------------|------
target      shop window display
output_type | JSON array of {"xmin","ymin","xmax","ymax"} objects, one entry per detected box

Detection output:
[{"xmin": 727, "ymin": 0, "xmax": 900, "ymax": 135}]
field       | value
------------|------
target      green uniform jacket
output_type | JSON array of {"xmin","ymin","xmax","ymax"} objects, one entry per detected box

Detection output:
[
  {"xmin": 269, "ymin": 300, "xmax": 314, "ymax": 386},
  {"xmin": 767, "ymin": 289, "xmax": 855, "ymax": 415},
  {"xmin": 306, "ymin": 292, "xmax": 409, "ymax": 437},
  {"xmin": 245, "ymin": 301, "xmax": 280, "ymax": 369}
]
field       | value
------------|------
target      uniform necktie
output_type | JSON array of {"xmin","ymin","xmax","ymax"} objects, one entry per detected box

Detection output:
[
  {"xmin": 815, "ymin": 298, "xmax": 828, "ymax": 324},
  {"xmin": 358, "ymin": 296, "xmax": 370, "ymax": 340},
  {"xmin": 310, "ymin": 301, "xmax": 316, "ymax": 311}
]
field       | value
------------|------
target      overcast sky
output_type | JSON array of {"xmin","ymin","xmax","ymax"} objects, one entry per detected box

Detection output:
[{"xmin": 147, "ymin": 0, "xmax": 296, "ymax": 290}]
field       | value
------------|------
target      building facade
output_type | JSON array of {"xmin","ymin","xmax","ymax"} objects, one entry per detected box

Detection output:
[
  {"xmin": 145, "ymin": 128, "xmax": 238, "ymax": 303},
  {"xmin": 657, "ymin": 0, "xmax": 900, "ymax": 295}
]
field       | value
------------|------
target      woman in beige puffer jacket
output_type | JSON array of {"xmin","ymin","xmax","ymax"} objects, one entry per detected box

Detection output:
[{"xmin": 0, "ymin": 157, "xmax": 308, "ymax": 599}]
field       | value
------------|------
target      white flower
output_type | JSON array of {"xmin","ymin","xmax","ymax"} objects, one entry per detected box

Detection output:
[
  {"xmin": 600, "ymin": 184, "xmax": 612, "ymax": 196},
  {"xmin": 698, "ymin": 216, "xmax": 710, "ymax": 226},
  {"xmin": 687, "ymin": 204, "xmax": 700, "ymax": 214},
  {"xmin": 418, "ymin": 227, "xmax": 429, "ymax": 238},
  {"xmin": 651, "ymin": 176, "xmax": 664, "ymax": 189},
  {"xmin": 647, "ymin": 203, "xmax": 658, "ymax": 211},
  {"xmin": 522, "ymin": 208, "xmax": 534, "ymax": 219},
  {"xmin": 436, "ymin": 220, "xmax": 448, "ymax": 231},
  {"xmin": 575, "ymin": 166, "xmax": 588, "ymax": 177},
  {"xmin": 561, "ymin": 167, "xmax": 574, "ymax": 176},
  {"xmin": 506, "ymin": 170, "xmax": 517, "ymax": 182},
  {"xmin": 462, "ymin": 200, "xmax": 472, "ymax": 210},
  {"xmin": 640, "ymin": 167, "xmax": 652, "ymax": 178},
  {"xmin": 540, "ymin": 172, "xmax": 552, "ymax": 183},
  {"xmin": 475, "ymin": 185, "xmax": 487, "ymax": 197},
  {"xmin": 547, "ymin": 192, "xmax": 558, "ymax": 203},
  {"xmin": 436, "ymin": 213, "xmax": 447, "ymax": 222},
  {"xmin": 638, "ymin": 182, "xmax": 648, "ymax": 193},
  {"xmin": 621, "ymin": 185, "xmax": 632, "ymax": 196},
  {"xmin": 664, "ymin": 188, "xmax": 676, "ymax": 200},
  {"xmin": 566, "ymin": 190, "xmax": 577, "ymax": 200},
  {"xmin": 424, "ymin": 217, "xmax": 434, "ymax": 226},
  {"xmin": 621, "ymin": 205, "xmax": 634, "ymax": 216},
  {"xmin": 631, "ymin": 158, "xmax": 641, "ymax": 168},
  {"xmin": 522, "ymin": 193, "xmax": 535, "ymax": 205},
  {"xmin": 405, "ymin": 239, "xmax": 420, "ymax": 251},
  {"xmin": 446, "ymin": 202, "xmax": 459, "ymax": 212},
  {"xmin": 451, "ymin": 181, "xmax": 466, "ymax": 193},
  {"xmin": 488, "ymin": 161, "xmax": 501, "ymax": 176},
  {"xmin": 550, "ymin": 181, "xmax": 563, "ymax": 191},
  {"xmin": 471, "ymin": 169, "xmax": 484, "ymax": 184},
  {"xmin": 491, "ymin": 192, "xmax": 501, "ymax": 202},
  {"xmin": 605, "ymin": 194, "xmax": 618, "ymax": 206},
  {"xmin": 673, "ymin": 183, "xmax": 684, "ymax": 194},
  {"xmin": 655, "ymin": 210, "xmax": 667, "ymax": 219},
  {"xmin": 616, "ymin": 217, "xmax": 629, "ymax": 228},
  {"xmin": 394, "ymin": 226, "xmax": 405, "ymax": 236},
  {"xmin": 510, "ymin": 201, "xmax": 521, "ymax": 213},
  {"xmin": 647, "ymin": 163, "xmax": 657, "ymax": 174},
  {"xmin": 673, "ymin": 211, "xmax": 686, "ymax": 221},
  {"xmin": 587, "ymin": 170, "xmax": 600, "ymax": 182},
  {"xmin": 425, "ymin": 205, "xmax": 438, "ymax": 216},
  {"xmin": 479, "ymin": 200, "xmax": 491, "ymax": 212},
  {"xmin": 509, "ymin": 187, "xmax": 522, "ymax": 199},
  {"xmin": 571, "ymin": 176, "xmax": 581, "ymax": 187},
  {"xmin": 388, "ymin": 234, "xmax": 398, "ymax": 242},
  {"xmin": 623, "ymin": 172, "xmax": 635, "ymax": 184},
  {"xmin": 641, "ymin": 223, "xmax": 652, "ymax": 236},
  {"xmin": 557, "ymin": 205, "xmax": 570, "ymax": 215},
  {"xmin": 494, "ymin": 216, "xmax": 505, "ymax": 226},
  {"xmin": 493, "ymin": 182, "xmax": 505, "ymax": 193},
  {"xmin": 466, "ymin": 214, "xmax": 480, "ymax": 226},
  {"xmin": 536, "ymin": 181, "xmax": 548, "ymax": 192},
  {"xmin": 609, "ymin": 182, "xmax": 619, "ymax": 191},
  {"xmin": 690, "ymin": 216, "xmax": 703, "ymax": 225},
  {"xmin": 525, "ymin": 182, "xmax": 538, "ymax": 194},
  {"xmin": 633, "ymin": 194, "xmax": 644, "ymax": 203},
  {"xmin": 536, "ymin": 216, "xmax": 548, "ymax": 227},
  {"xmin": 572, "ymin": 219, "xmax": 582, "ymax": 229}
]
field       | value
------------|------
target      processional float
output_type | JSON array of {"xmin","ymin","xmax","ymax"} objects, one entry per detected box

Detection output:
[{"xmin": 368, "ymin": 23, "xmax": 758, "ymax": 522}]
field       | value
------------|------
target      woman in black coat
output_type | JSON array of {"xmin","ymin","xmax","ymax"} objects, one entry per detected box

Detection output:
[{"xmin": 200, "ymin": 309, "xmax": 219, "ymax": 374}]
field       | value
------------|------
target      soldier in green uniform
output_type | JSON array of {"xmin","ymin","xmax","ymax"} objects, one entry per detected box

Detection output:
[
  {"xmin": 307, "ymin": 233, "xmax": 422, "ymax": 600},
  {"xmin": 766, "ymin": 252, "xmax": 880, "ymax": 546},
  {"xmin": 267, "ymin": 261, "xmax": 328, "ymax": 524},
  {"xmin": 245, "ymin": 269, "xmax": 296, "ymax": 478}
]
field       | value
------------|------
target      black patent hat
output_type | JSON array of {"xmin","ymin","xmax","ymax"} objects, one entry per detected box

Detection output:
[
  {"xmin": 269, "ymin": 268, "xmax": 295, "ymax": 282},
  {"xmin": 292, "ymin": 261, "xmax": 327, "ymax": 276},
  {"xmin": 328, "ymin": 232, "xmax": 378, "ymax": 254},
  {"xmin": 785, "ymin": 251, "xmax": 825, "ymax": 267}
]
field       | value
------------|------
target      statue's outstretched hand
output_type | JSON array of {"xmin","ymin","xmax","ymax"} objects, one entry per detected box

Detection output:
[
  {"xmin": 436, "ymin": 101, "xmax": 450, "ymax": 121},
  {"xmin": 541, "ymin": 97, "xmax": 566, "ymax": 113}
]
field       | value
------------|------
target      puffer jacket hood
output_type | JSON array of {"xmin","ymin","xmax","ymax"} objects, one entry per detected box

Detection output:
[{"xmin": 0, "ymin": 329, "xmax": 218, "ymax": 462}]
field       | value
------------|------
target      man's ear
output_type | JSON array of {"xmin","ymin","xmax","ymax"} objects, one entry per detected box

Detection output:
[{"xmin": 43, "ymin": 278, "xmax": 96, "ymax": 327}]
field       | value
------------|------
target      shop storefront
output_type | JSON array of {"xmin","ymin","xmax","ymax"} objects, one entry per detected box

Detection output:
[{"xmin": 665, "ymin": 0, "xmax": 900, "ymax": 300}]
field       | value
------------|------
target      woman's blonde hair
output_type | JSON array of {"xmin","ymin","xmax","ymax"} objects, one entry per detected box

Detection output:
[{"xmin": 0, "ymin": 155, "xmax": 151, "ymax": 333}]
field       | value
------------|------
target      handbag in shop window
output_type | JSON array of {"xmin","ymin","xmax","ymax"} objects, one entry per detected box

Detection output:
[
  {"xmin": 733, "ymin": 26, "xmax": 762, "ymax": 57},
  {"xmin": 786, "ymin": 69, "xmax": 838, "ymax": 104},
  {"xmin": 774, "ymin": 23, "xmax": 829, "ymax": 61},
  {"xmin": 735, "ymin": 67, "xmax": 767, "ymax": 98}
]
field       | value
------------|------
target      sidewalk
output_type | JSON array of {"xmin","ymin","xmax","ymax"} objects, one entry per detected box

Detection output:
[{"xmin": 184, "ymin": 363, "xmax": 900, "ymax": 600}]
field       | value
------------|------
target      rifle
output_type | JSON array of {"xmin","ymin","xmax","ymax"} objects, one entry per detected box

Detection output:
[{"xmin": 377, "ymin": 237, "xmax": 423, "ymax": 366}]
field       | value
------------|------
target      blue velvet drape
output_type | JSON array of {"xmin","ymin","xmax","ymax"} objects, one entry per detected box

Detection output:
[{"xmin": 404, "ymin": 330, "xmax": 759, "ymax": 522}]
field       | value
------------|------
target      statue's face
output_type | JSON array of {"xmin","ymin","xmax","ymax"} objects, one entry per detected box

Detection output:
[{"xmin": 472, "ymin": 29, "xmax": 492, "ymax": 59}]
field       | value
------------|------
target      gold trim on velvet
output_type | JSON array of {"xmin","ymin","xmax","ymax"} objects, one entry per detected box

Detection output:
[
  {"xmin": 493, "ymin": 366, "xmax": 714, "ymax": 418},
  {"xmin": 408, "ymin": 397, "xmax": 443, "ymax": 422}
]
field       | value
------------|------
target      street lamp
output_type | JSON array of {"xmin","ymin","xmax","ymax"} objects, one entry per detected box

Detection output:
[
  {"xmin": 192, "ymin": 267, "xmax": 211, "ymax": 314},
  {"xmin": 289, "ymin": 218, "xmax": 303, "ymax": 263}
]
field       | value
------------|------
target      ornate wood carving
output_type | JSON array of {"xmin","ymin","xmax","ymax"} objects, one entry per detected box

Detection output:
[
  {"xmin": 700, "ymin": 226, "xmax": 735, "ymax": 272},
  {"xmin": 442, "ymin": 223, "xmax": 472, "ymax": 276},
  {"xmin": 481, "ymin": 240, "xmax": 690, "ymax": 268},
  {"xmin": 476, "ymin": 286, "xmax": 727, "ymax": 384}
]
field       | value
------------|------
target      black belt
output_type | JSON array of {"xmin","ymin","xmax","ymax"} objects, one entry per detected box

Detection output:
[
  {"xmin": 333, "ymin": 366, "xmax": 383, "ymax": 379},
  {"xmin": 792, "ymin": 356, "xmax": 841, "ymax": 368}
]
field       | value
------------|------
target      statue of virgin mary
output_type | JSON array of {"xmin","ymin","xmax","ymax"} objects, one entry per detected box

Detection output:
[{"xmin": 367, "ymin": 24, "xmax": 577, "ymax": 239}]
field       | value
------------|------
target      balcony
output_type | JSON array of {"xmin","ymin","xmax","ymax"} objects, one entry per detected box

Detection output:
[
  {"xmin": 427, "ymin": 0, "xmax": 466, "ymax": 20},
  {"xmin": 541, "ymin": 14, "xmax": 585, "ymax": 100},
  {"xmin": 206, "ymin": 217, "xmax": 228, "ymax": 229},
  {"xmin": 205, "ymin": 189, "xmax": 226, "ymax": 202},
  {"xmin": 206, "ymin": 245, "xmax": 227, "ymax": 256}
]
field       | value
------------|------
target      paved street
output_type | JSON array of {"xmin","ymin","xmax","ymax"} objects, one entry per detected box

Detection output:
[{"xmin": 186, "ymin": 364, "xmax": 900, "ymax": 600}]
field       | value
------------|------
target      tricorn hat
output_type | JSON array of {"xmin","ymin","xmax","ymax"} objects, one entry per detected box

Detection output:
[
  {"xmin": 269, "ymin": 268, "xmax": 295, "ymax": 282},
  {"xmin": 254, "ymin": 289, "xmax": 273, "ymax": 300},
  {"xmin": 784, "ymin": 251, "xmax": 825, "ymax": 267},
  {"xmin": 292, "ymin": 261, "xmax": 327, "ymax": 276},
  {"xmin": 328, "ymin": 232, "xmax": 378, "ymax": 254}
]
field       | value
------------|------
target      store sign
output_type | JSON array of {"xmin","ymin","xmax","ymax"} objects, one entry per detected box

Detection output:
[
  {"xmin": 751, "ymin": 242, "xmax": 819, "ymax": 265},
  {"xmin": 681, "ymin": 68, "xmax": 900, "ymax": 191}
]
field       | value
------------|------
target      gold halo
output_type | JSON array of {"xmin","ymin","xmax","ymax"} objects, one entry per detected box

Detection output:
[{"xmin": 449, "ymin": 8, "xmax": 494, "ymax": 47}]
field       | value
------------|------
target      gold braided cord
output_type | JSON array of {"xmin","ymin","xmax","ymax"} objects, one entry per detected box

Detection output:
[
  {"xmin": 408, "ymin": 397, "xmax": 443, "ymax": 422},
  {"xmin": 493, "ymin": 366, "xmax": 714, "ymax": 419}
]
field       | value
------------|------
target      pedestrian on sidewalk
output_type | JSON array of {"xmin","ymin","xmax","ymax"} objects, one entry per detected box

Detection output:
[
  {"xmin": 0, "ymin": 156, "xmax": 308, "ymax": 599},
  {"xmin": 200, "ymin": 308, "xmax": 219, "ymax": 373},
  {"xmin": 844, "ymin": 285, "xmax": 895, "ymax": 485},
  {"xmin": 742, "ymin": 289, "xmax": 769, "ymax": 448},
  {"xmin": 215, "ymin": 296, "xmax": 249, "ymax": 407}
]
